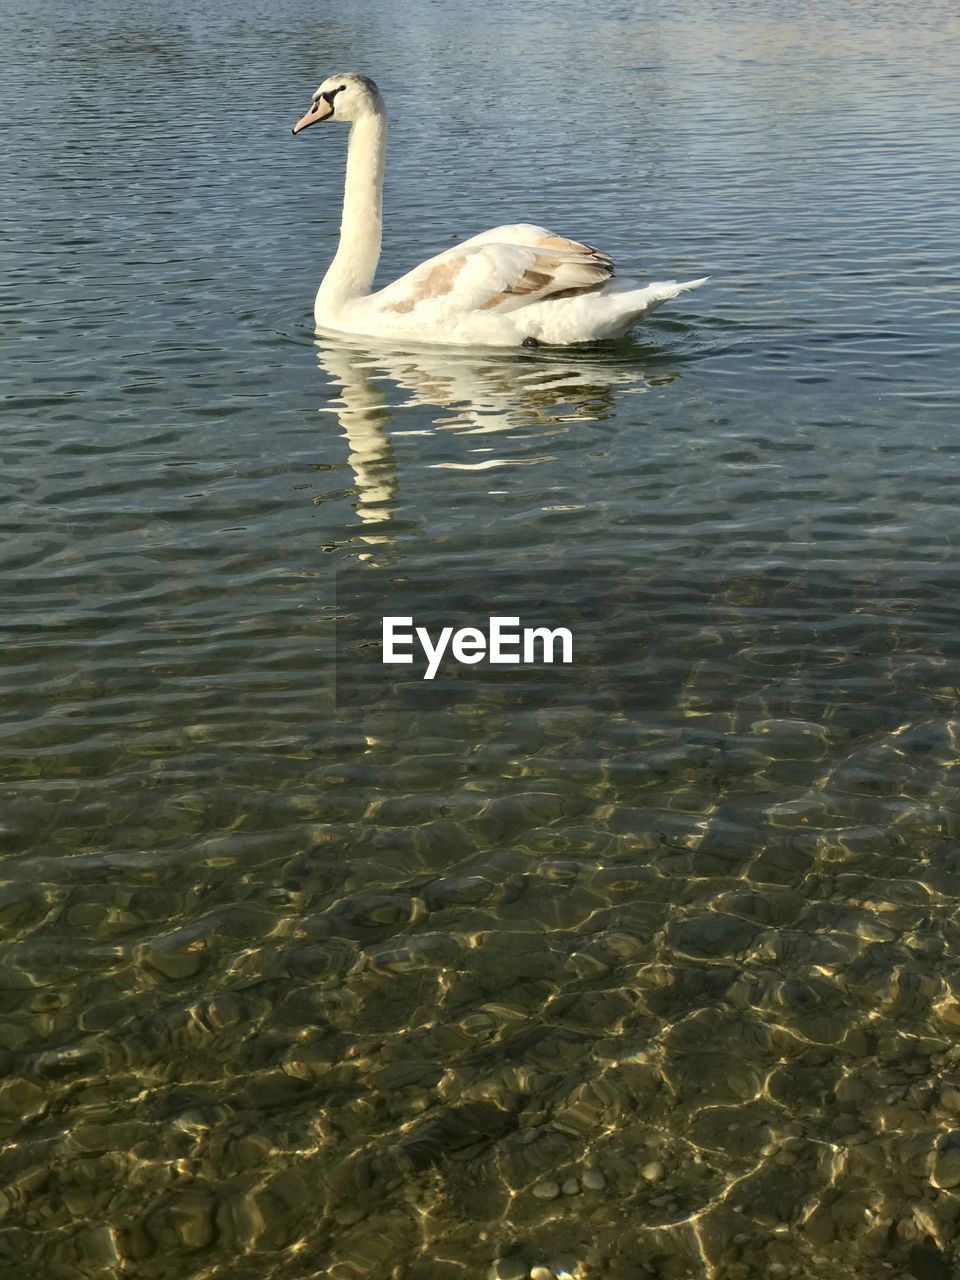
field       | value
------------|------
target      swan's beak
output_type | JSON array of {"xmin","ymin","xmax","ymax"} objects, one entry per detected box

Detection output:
[{"xmin": 292, "ymin": 98, "xmax": 334, "ymax": 134}]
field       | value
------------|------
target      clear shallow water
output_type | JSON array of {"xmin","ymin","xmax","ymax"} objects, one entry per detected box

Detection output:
[{"xmin": 2, "ymin": 1, "xmax": 960, "ymax": 1277}]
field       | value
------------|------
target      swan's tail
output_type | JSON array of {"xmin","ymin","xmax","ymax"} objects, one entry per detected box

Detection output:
[
  {"xmin": 653, "ymin": 276, "xmax": 710, "ymax": 300},
  {"xmin": 638, "ymin": 276, "xmax": 710, "ymax": 310},
  {"xmin": 613, "ymin": 276, "xmax": 709, "ymax": 330}
]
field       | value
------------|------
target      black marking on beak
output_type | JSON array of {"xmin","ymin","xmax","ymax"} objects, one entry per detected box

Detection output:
[
  {"xmin": 321, "ymin": 84, "xmax": 348, "ymax": 114},
  {"xmin": 292, "ymin": 83, "xmax": 348, "ymax": 136}
]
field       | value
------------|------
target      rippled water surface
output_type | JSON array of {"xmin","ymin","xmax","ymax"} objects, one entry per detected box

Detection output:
[{"xmin": 3, "ymin": 1, "xmax": 960, "ymax": 1277}]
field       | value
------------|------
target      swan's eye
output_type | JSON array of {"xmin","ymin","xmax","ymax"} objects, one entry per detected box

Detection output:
[{"xmin": 338, "ymin": 84, "xmax": 346, "ymax": 92}]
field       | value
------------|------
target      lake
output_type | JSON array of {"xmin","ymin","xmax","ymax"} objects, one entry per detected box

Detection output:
[{"xmin": 2, "ymin": 0, "xmax": 960, "ymax": 1277}]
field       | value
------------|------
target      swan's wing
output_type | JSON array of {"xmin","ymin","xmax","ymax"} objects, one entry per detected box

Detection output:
[
  {"xmin": 453, "ymin": 223, "xmax": 581, "ymax": 251},
  {"xmin": 374, "ymin": 228, "xmax": 614, "ymax": 316}
]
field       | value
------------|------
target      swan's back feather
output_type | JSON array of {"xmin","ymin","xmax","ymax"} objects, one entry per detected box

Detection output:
[{"xmin": 374, "ymin": 224, "xmax": 614, "ymax": 318}]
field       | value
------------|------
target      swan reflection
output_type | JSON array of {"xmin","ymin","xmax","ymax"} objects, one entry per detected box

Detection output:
[{"xmin": 314, "ymin": 331, "xmax": 677, "ymax": 556}]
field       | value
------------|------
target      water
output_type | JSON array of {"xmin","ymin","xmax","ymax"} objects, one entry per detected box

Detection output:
[{"xmin": 2, "ymin": 1, "xmax": 960, "ymax": 1276}]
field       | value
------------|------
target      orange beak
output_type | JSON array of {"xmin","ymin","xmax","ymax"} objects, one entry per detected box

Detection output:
[{"xmin": 292, "ymin": 97, "xmax": 334, "ymax": 135}]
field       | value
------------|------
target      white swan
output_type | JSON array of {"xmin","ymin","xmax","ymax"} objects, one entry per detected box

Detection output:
[{"xmin": 293, "ymin": 74, "xmax": 707, "ymax": 348}]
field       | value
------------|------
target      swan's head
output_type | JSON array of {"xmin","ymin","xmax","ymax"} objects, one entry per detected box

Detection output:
[{"xmin": 292, "ymin": 74, "xmax": 384, "ymax": 134}]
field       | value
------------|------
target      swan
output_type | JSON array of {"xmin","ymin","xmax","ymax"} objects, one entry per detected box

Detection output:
[{"xmin": 293, "ymin": 74, "xmax": 707, "ymax": 348}]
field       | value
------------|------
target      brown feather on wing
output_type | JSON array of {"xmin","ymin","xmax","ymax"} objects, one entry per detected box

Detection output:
[
  {"xmin": 533, "ymin": 233, "xmax": 609, "ymax": 259},
  {"xmin": 479, "ymin": 239, "xmax": 614, "ymax": 311},
  {"xmin": 381, "ymin": 255, "xmax": 469, "ymax": 314}
]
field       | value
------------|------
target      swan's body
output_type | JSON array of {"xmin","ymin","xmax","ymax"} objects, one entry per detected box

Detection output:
[{"xmin": 293, "ymin": 74, "xmax": 707, "ymax": 348}]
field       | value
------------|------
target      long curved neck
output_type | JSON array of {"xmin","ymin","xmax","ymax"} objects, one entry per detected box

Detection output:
[{"xmin": 317, "ymin": 110, "xmax": 387, "ymax": 310}]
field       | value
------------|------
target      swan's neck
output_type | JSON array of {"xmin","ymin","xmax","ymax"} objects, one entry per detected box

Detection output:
[{"xmin": 317, "ymin": 111, "xmax": 386, "ymax": 310}]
